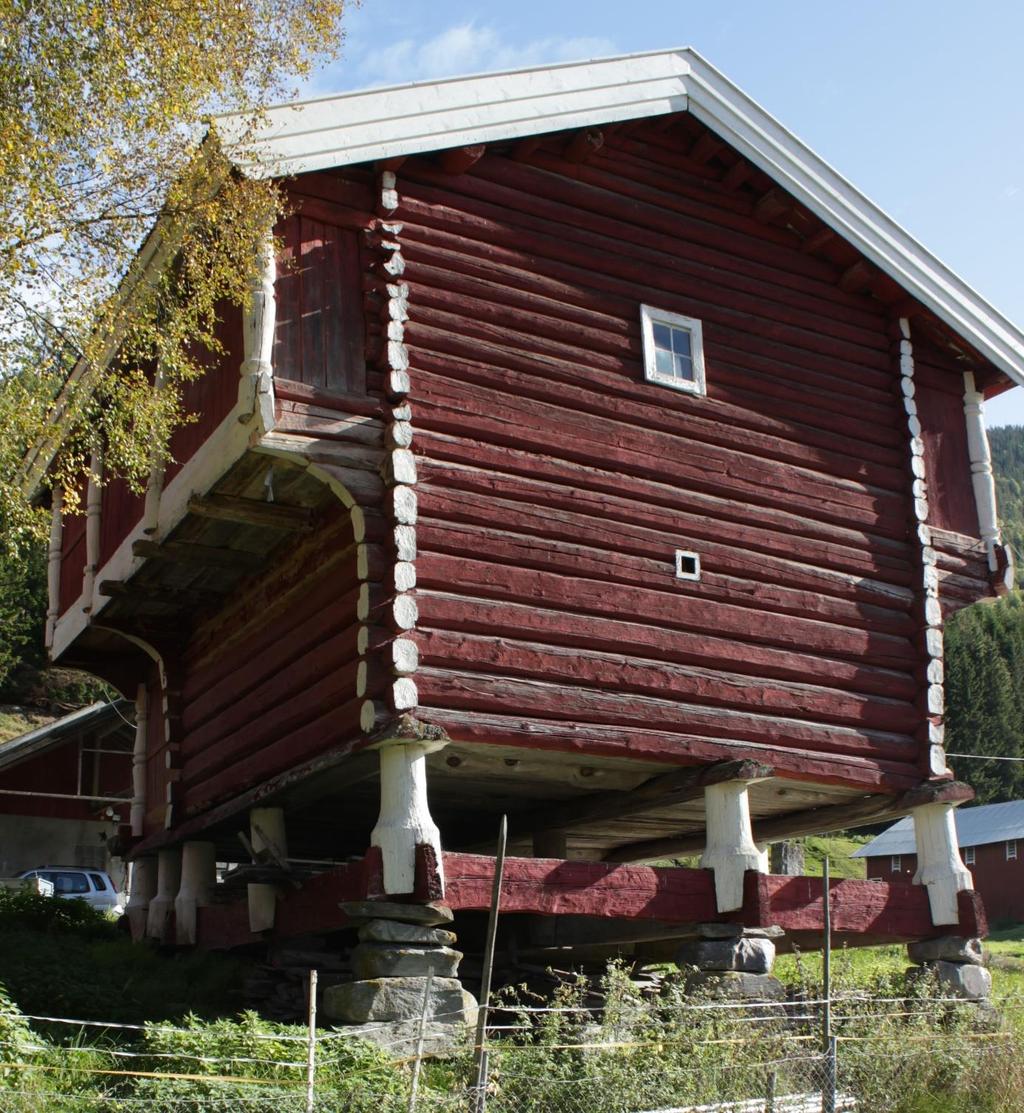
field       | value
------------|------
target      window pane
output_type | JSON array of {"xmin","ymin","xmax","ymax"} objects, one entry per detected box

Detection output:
[
  {"xmin": 674, "ymin": 353, "xmax": 694, "ymax": 381},
  {"xmin": 655, "ymin": 348, "xmax": 675, "ymax": 376},
  {"xmin": 652, "ymin": 323, "xmax": 673, "ymax": 350},
  {"xmin": 670, "ymin": 328, "xmax": 692, "ymax": 358}
]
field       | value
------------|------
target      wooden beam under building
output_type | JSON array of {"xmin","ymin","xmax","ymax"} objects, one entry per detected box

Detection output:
[{"xmin": 187, "ymin": 494, "xmax": 314, "ymax": 532}]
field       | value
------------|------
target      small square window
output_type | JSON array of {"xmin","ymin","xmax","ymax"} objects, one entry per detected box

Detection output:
[
  {"xmin": 640, "ymin": 305, "xmax": 706, "ymax": 396},
  {"xmin": 890, "ymin": 855, "xmax": 902, "ymax": 873},
  {"xmin": 963, "ymin": 846, "xmax": 975, "ymax": 866},
  {"xmin": 675, "ymin": 550, "xmax": 701, "ymax": 581},
  {"xmin": 1007, "ymin": 840, "xmax": 1018, "ymax": 861}
]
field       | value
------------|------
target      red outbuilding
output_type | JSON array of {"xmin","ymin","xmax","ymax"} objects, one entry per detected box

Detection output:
[{"xmin": 19, "ymin": 50, "xmax": 1023, "ymax": 968}]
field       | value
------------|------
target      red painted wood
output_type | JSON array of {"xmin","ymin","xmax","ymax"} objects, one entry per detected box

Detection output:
[
  {"xmin": 914, "ymin": 370, "xmax": 979, "ymax": 537},
  {"xmin": 58, "ymin": 513, "xmax": 86, "ymax": 614}
]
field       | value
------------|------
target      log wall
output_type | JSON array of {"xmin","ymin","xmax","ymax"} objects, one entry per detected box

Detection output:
[
  {"xmin": 175, "ymin": 503, "xmax": 363, "ymax": 816},
  {"xmin": 387, "ymin": 126, "xmax": 993, "ymax": 792}
]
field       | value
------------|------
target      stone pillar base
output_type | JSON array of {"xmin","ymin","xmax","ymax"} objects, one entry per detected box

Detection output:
[
  {"xmin": 906, "ymin": 935, "xmax": 992, "ymax": 1001},
  {"xmin": 327, "ymin": 899, "xmax": 478, "ymax": 1054},
  {"xmin": 676, "ymin": 924, "xmax": 785, "ymax": 1001}
]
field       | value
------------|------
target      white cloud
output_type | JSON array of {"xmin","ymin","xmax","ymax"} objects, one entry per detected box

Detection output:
[{"xmin": 356, "ymin": 23, "xmax": 617, "ymax": 86}]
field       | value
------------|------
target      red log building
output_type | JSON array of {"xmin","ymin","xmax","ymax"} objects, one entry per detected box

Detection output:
[{"xmin": 22, "ymin": 50, "xmax": 1023, "ymax": 959}]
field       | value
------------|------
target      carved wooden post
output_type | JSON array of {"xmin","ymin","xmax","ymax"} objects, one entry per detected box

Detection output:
[
  {"xmin": 44, "ymin": 487, "xmax": 63, "ymax": 650},
  {"xmin": 83, "ymin": 448, "xmax": 102, "ymax": 609},
  {"xmin": 147, "ymin": 846, "xmax": 182, "ymax": 942},
  {"xmin": 130, "ymin": 682, "xmax": 148, "ymax": 837},
  {"xmin": 126, "ymin": 856, "xmax": 157, "ymax": 941},
  {"xmin": 912, "ymin": 802, "xmax": 972, "ymax": 926},
  {"xmin": 142, "ymin": 363, "xmax": 166, "ymax": 535},
  {"xmin": 175, "ymin": 841, "xmax": 216, "ymax": 944},
  {"xmin": 248, "ymin": 806, "xmax": 287, "ymax": 932},
  {"xmin": 963, "ymin": 371, "xmax": 1002, "ymax": 571},
  {"xmin": 371, "ymin": 738, "xmax": 446, "ymax": 896},
  {"xmin": 240, "ymin": 230, "xmax": 276, "ymax": 431},
  {"xmin": 701, "ymin": 779, "xmax": 764, "ymax": 912}
]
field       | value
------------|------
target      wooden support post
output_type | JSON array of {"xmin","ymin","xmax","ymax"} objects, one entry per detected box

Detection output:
[
  {"xmin": 240, "ymin": 229, "xmax": 277, "ymax": 431},
  {"xmin": 175, "ymin": 841, "xmax": 216, "ymax": 945},
  {"xmin": 146, "ymin": 846, "xmax": 182, "ymax": 943},
  {"xmin": 83, "ymin": 448, "xmax": 102, "ymax": 609},
  {"xmin": 248, "ymin": 806, "xmax": 287, "ymax": 932},
  {"xmin": 44, "ymin": 487, "xmax": 63, "ymax": 650},
  {"xmin": 125, "ymin": 856, "xmax": 157, "ymax": 942},
  {"xmin": 912, "ymin": 802, "xmax": 972, "ymax": 926},
  {"xmin": 370, "ymin": 738, "xmax": 446, "ymax": 896},
  {"xmin": 700, "ymin": 779, "xmax": 765, "ymax": 913},
  {"xmin": 130, "ymin": 682, "xmax": 147, "ymax": 837},
  {"xmin": 963, "ymin": 371, "xmax": 1006, "ymax": 576}
]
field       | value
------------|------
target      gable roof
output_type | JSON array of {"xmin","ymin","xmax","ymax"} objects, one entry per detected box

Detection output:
[
  {"xmin": 853, "ymin": 799, "xmax": 1024, "ymax": 858},
  {"xmin": 217, "ymin": 47, "xmax": 1024, "ymax": 391},
  {"xmin": 0, "ymin": 701, "xmax": 131, "ymax": 774}
]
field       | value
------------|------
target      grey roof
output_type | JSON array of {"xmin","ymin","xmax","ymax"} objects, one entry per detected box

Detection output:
[
  {"xmin": 0, "ymin": 701, "xmax": 132, "ymax": 773},
  {"xmin": 853, "ymin": 800, "xmax": 1024, "ymax": 858}
]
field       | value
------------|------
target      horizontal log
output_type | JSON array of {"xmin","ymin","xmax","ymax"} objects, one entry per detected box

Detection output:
[
  {"xmin": 417, "ymin": 486, "xmax": 915, "ymax": 611},
  {"xmin": 416, "ymin": 523, "xmax": 915, "ymax": 636},
  {"xmin": 419, "ymin": 708, "xmax": 922, "ymax": 792},
  {"xmin": 415, "ymin": 629, "xmax": 919, "ymax": 732},
  {"xmin": 417, "ymin": 455, "xmax": 915, "ymax": 585},
  {"xmin": 415, "ymin": 668, "xmax": 917, "ymax": 761},
  {"xmin": 273, "ymin": 377, "xmax": 385, "ymax": 417},
  {"xmin": 415, "ymin": 556, "xmax": 917, "ymax": 667},
  {"xmin": 416, "ymin": 594, "xmax": 918, "ymax": 700},
  {"xmin": 187, "ymin": 494, "xmax": 314, "ymax": 532},
  {"xmin": 274, "ymin": 400, "xmax": 386, "ymax": 447}
]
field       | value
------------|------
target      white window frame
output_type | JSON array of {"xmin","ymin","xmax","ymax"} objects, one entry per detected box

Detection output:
[
  {"xmin": 890, "ymin": 855, "xmax": 902, "ymax": 873},
  {"xmin": 640, "ymin": 304, "xmax": 707, "ymax": 396},
  {"xmin": 1007, "ymin": 840, "xmax": 1018, "ymax": 861},
  {"xmin": 963, "ymin": 845, "xmax": 975, "ymax": 866}
]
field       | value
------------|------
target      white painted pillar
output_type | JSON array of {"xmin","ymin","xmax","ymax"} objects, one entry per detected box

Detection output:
[
  {"xmin": 371, "ymin": 739, "xmax": 446, "ymax": 896},
  {"xmin": 125, "ymin": 857, "xmax": 157, "ymax": 941},
  {"xmin": 174, "ymin": 841, "xmax": 216, "ymax": 945},
  {"xmin": 142, "ymin": 362, "xmax": 166, "ymax": 536},
  {"xmin": 240, "ymin": 231, "xmax": 277, "ymax": 431},
  {"xmin": 912, "ymin": 802, "xmax": 973, "ymax": 926},
  {"xmin": 44, "ymin": 488, "xmax": 63, "ymax": 651},
  {"xmin": 962, "ymin": 372, "xmax": 1002, "ymax": 571},
  {"xmin": 248, "ymin": 807, "xmax": 287, "ymax": 933},
  {"xmin": 700, "ymin": 780, "xmax": 765, "ymax": 913},
  {"xmin": 83, "ymin": 448, "xmax": 102, "ymax": 610},
  {"xmin": 130, "ymin": 682, "xmax": 148, "ymax": 837},
  {"xmin": 146, "ymin": 847, "xmax": 182, "ymax": 942}
]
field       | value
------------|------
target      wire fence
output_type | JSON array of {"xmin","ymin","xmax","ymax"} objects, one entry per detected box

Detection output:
[{"xmin": 3, "ymin": 978, "xmax": 1024, "ymax": 1113}]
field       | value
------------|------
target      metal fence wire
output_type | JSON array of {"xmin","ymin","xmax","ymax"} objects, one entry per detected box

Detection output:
[{"xmin": 4, "ymin": 984, "xmax": 1024, "ymax": 1113}]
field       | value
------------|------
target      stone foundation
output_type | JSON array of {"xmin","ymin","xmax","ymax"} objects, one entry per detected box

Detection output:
[
  {"xmin": 323, "ymin": 900, "xmax": 478, "ymax": 1052},
  {"xmin": 676, "ymin": 924, "xmax": 785, "ymax": 1001},
  {"xmin": 906, "ymin": 935, "xmax": 992, "ymax": 1001}
]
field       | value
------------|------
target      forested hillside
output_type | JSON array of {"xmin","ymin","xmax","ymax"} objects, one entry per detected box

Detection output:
[{"xmin": 946, "ymin": 423, "xmax": 1024, "ymax": 802}]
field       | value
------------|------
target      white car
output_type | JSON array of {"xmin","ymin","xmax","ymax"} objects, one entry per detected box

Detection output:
[{"xmin": 17, "ymin": 867, "xmax": 123, "ymax": 914}]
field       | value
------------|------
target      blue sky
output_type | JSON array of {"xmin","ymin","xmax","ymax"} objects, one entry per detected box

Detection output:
[{"xmin": 306, "ymin": 0, "xmax": 1024, "ymax": 426}]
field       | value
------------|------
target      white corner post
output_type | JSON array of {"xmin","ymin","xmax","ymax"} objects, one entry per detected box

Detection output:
[
  {"xmin": 248, "ymin": 807, "xmax": 288, "ymax": 933},
  {"xmin": 912, "ymin": 802, "xmax": 973, "ymax": 926},
  {"xmin": 130, "ymin": 682, "xmax": 148, "ymax": 837},
  {"xmin": 701, "ymin": 779, "xmax": 765, "ymax": 913},
  {"xmin": 240, "ymin": 229, "xmax": 276, "ymax": 432},
  {"xmin": 44, "ymin": 487, "xmax": 63, "ymax": 651},
  {"xmin": 963, "ymin": 372, "xmax": 1003, "ymax": 572},
  {"xmin": 82, "ymin": 447, "xmax": 103, "ymax": 610},
  {"xmin": 125, "ymin": 857, "xmax": 158, "ymax": 941},
  {"xmin": 146, "ymin": 847, "xmax": 182, "ymax": 943},
  {"xmin": 370, "ymin": 738, "xmax": 447, "ymax": 896},
  {"xmin": 174, "ymin": 841, "xmax": 216, "ymax": 945}
]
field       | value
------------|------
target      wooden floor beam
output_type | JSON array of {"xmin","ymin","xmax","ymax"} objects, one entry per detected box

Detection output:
[{"xmin": 187, "ymin": 494, "xmax": 314, "ymax": 532}]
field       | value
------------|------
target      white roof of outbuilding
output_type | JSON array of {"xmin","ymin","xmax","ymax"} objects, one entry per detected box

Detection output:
[
  {"xmin": 217, "ymin": 47, "xmax": 1024, "ymax": 388},
  {"xmin": 853, "ymin": 800, "xmax": 1024, "ymax": 858}
]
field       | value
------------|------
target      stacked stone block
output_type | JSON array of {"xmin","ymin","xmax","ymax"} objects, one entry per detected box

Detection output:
[
  {"xmin": 906, "ymin": 935, "xmax": 992, "ymax": 1000},
  {"xmin": 676, "ymin": 923, "xmax": 785, "ymax": 1001}
]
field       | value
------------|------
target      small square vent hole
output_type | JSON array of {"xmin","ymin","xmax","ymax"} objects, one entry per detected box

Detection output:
[{"xmin": 675, "ymin": 550, "xmax": 701, "ymax": 581}]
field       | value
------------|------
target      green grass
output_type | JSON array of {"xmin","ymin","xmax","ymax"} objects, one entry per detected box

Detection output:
[{"xmin": 802, "ymin": 834, "xmax": 870, "ymax": 878}]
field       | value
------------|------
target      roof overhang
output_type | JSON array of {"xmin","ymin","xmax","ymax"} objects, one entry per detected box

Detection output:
[
  {"xmin": 0, "ymin": 701, "xmax": 131, "ymax": 774},
  {"xmin": 217, "ymin": 46, "xmax": 1024, "ymax": 391}
]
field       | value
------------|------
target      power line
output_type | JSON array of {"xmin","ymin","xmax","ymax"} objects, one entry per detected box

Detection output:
[{"xmin": 947, "ymin": 752, "xmax": 1024, "ymax": 762}]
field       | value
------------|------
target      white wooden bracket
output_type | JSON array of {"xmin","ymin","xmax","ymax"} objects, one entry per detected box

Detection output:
[
  {"xmin": 370, "ymin": 737, "xmax": 446, "ymax": 896},
  {"xmin": 700, "ymin": 779, "xmax": 765, "ymax": 912},
  {"xmin": 912, "ymin": 801, "xmax": 973, "ymax": 926}
]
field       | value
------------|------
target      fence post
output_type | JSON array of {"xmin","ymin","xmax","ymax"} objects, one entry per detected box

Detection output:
[
  {"xmin": 472, "ymin": 815, "xmax": 507, "ymax": 1113},
  {"xmin": 766, "ymin": 1068, "xmax": 777, "ymax": 1113},
  {"xmin": 408, "ymin": 972, "xmax": 434, "ymax": 1113},
  {"xmin": 306, "ymin": 968, "xmax": 318, "ymax": 1113},
  {"xmin": 821, "ymin": 859, "xmax": 836, "ymax": 1113}
]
